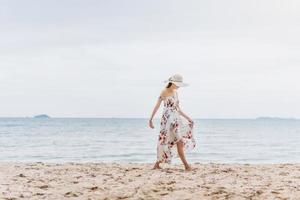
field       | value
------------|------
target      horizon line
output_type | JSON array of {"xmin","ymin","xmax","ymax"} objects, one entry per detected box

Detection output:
[{"xmin": 0, "ymin": 117, "xmax": 299, "ymax": 120}]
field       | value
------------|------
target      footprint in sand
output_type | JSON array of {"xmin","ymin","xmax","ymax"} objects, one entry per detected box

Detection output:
[
  {"xmin": 210, "ymin": 189, "xmax": 227, "ymax": 195},
  {"xmin": 37, "ymin": 185, "xmax": 49, "ymax": 189},
  {"xmin": 152, "ymin": 189, "xmax": 159, "ymax": 192},
  {"xmin": 279, "ymin": 172, "xmax": 289, "ymax": 176},
  {"xmin": 221, "ymin": 168, "xmax": 234, "ymax": 173},
  {"xmin": 167, "ymin": 180, "xmax": 176, "ymax": 184},
  {"xmin": 18, "ymin": 173, "xmax": 26, "ymax": 178},
  {"xmin": 255, "ymin": 190, "xmax": 263, "ymax": 195},
  {"xmin": 130, "ymin": 167, "xmax": 140, "ymax": 170},
  {"xmin": 64, "ymin": 191, "xmax": 81, "ymax": 197},
  {"xmin": 34, "ymin": 192, "xmax": 45, "ymax": 196},
  {"xmin": 160, "ymin": 192, "xmax": 169, "ymax": 196},
  {"xmin": 271, "ymin": 190, "xmax": 281, "ymax": 194},
  {"xmin": 88, "ymin": 186, "xmax": 104, "ymax": 191}
]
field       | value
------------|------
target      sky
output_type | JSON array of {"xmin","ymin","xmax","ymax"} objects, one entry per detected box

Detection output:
[{"xmin": 0, "ymin": 0, "xmax": 300, "ymax": 118}]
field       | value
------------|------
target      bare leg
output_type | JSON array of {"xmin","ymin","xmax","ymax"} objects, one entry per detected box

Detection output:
[
  {"xmin": 152, "ymin": 161, "xmax": 162, "ymax": 169},
  {"xmin": 177, "ymin": 140, "xmax": 192, "ymax": 171}
]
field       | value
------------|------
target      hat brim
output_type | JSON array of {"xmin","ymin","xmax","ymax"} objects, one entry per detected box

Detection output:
[
  {"xmin": 164, "ymin": 80, "xmax": 189, "ymax": 87},
  {"xmin": 173, "ymin": 82, "xmax": 189, "ymax": 87}
]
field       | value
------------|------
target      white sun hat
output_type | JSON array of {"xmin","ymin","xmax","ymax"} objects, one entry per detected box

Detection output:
[{"xmin": 164, "ymin": 74, "xmax": 189, "ymax": 87}]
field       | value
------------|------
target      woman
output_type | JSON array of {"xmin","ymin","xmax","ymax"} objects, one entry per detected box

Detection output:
[{"xmin": 149, "ymin": 74, "xmax": 196, "ymax": 171}]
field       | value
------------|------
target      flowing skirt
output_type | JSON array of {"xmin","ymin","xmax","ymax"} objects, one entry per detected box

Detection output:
[{"xmin": 156, "ymin": 110, "xmax": 196, "ymax": 164}]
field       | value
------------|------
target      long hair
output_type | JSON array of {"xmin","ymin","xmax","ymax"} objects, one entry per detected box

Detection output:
[{"xmin": 166, "ymin": 82, "xmax": 172, "ymax": 88}]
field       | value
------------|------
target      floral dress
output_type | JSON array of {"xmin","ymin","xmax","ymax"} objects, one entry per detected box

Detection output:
[{"xmin": 157, "ymin": 91, "xmax": 196, "ymax": 164}]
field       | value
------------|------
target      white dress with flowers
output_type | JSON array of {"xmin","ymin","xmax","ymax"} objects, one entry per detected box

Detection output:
[{"xmin": 156, "ymin": 91, "xmax": 196, "ymax": 164}]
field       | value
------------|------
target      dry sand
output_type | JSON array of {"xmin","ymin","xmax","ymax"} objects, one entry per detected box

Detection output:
[{"xmin": 1, "ymin": 162, "xmax": 300, "ymax": 200}]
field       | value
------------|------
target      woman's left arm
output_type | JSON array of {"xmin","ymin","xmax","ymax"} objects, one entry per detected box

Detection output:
[
  {"xmin": 176, "ymin": 92, "xmax": 193, "ymax": 123},
  {"xmin": 177, "ymin": 103, "xmax": 193, "ymax": 123},
  {"xmin": 178, "ymin": 108, "xmax": 192, "ymax": 122}
]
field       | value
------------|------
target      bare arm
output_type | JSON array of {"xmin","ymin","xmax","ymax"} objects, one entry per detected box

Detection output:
[
  {"xmin": 150, "ymin": 98, "xmax": 163, "ymax": 120},
  {"xmin": 148, "ymin": 93, "xmax": 165, "ymax": 129},
  {"xmin": 176, "ymin": 92, "xmax": 193, "ymax": 123},
  {"xmin": 178, "ymin": 107, "xmax": 192, "ymax": 122}
]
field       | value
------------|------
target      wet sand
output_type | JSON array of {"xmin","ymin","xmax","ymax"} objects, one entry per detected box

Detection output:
[{"xmin": 1, "ymin": 162, "xmax": 300, "ymax": 200}]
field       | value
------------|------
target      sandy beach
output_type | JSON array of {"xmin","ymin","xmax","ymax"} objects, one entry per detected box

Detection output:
[{"xmin": 1, "ymin": 162, "xmax": 300, "ymax": 200}]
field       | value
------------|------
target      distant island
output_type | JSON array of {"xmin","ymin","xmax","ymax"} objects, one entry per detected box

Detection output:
[
  {"xmin": 256, "ymin": 117, "xmax": 298, "ymax": 121},
  {"xmin": 34, "ymin": 114, "xmax": 50, "ymax": 119}
]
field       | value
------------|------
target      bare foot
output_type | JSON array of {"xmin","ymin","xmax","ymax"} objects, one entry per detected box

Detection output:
[
  {"xmin": 152, "ymin": 165, "xmax": 162, "ymax": 170},
  {"xmin": 184, "ymin": 164, "xmax": 193, "ymax": 171},
  {"xmin": 152, "ymin": 162, "xmax": 162, "ymax": 170}
]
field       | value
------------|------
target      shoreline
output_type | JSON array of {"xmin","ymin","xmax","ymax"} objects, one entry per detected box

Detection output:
[{"xmin": 1, "ymin": 162, "xmax": 300, "ymax": 200}]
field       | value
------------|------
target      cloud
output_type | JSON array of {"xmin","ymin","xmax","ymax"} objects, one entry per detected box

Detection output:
[{"xmin": 0, "ymin": 0, "xmax": 300, "ymax": 117}]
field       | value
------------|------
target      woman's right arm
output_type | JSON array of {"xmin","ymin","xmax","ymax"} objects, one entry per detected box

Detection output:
[{"xmin": 149, "ymin": 92, "xmax": 165, "ymax": 129}]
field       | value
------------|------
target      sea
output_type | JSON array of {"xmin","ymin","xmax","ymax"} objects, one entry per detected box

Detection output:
[{"xmin": 0, "ymin": 118, "xmax": 300, "ymax": 164}]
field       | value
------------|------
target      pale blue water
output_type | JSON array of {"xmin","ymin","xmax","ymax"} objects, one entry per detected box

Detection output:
[{"xmin": 0, "ymin": 118, "xmax": 300, "ymax": 164}]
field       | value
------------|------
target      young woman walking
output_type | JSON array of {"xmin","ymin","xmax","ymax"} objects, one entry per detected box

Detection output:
[{"xmin": 149, "ymin": 74, "xmax": 196, "ymax": 171}]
